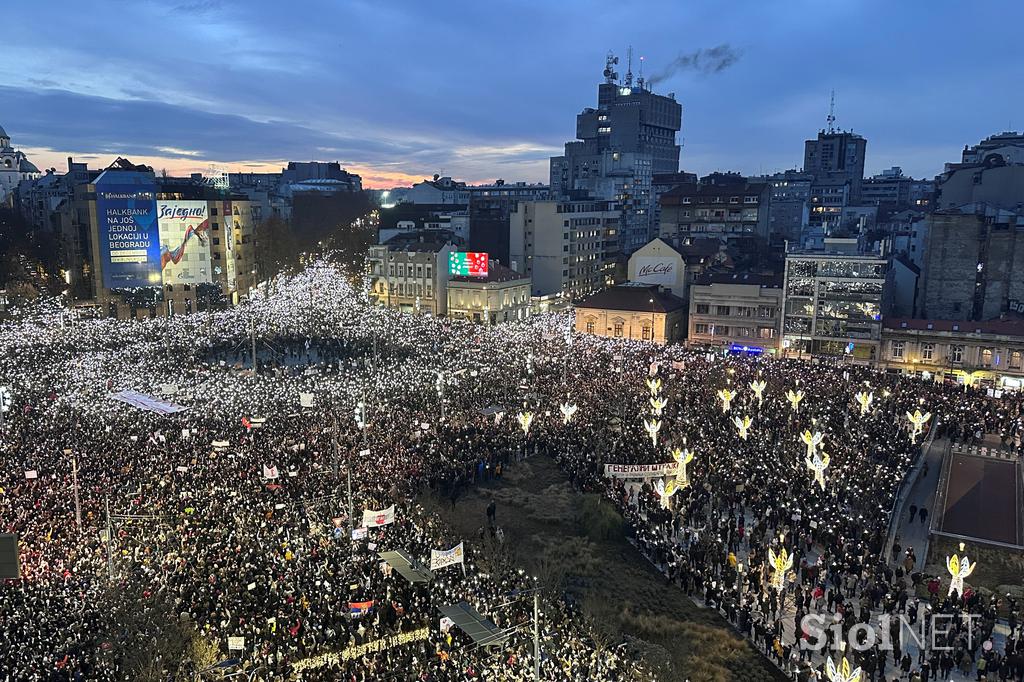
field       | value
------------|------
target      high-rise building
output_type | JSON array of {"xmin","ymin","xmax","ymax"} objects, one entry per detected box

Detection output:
[
  {"xmin": 509, "ymin": 198, "xmax": 619, "ymax": 299},
  {"xmin": 803, "ymin": 129, "xmax": 867, "ymax": 200},
  {"xmin": 550, "ymin": 52, "xmax": 682, "ymax": 255}
]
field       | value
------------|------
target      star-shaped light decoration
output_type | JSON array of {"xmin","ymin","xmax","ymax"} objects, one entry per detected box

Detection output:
[{"xmin": 733, "ymin": 415, "xmax": 753, "ymax": 440}]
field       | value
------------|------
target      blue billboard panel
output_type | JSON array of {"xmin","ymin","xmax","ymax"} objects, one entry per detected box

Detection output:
[{"xmin": 97, "ymin": 184, "xmax": 160, "ymax": 289}]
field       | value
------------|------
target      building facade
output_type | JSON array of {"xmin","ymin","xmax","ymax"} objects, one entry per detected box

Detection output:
[
  {"xmin": 550, "ymin": 54, "xmax": 681, "ymax": 254},
  {"xmin": 368, "ymin": 233, "xmax": 454, "ymax": 316},
  {"xmin": 687, "ymin": 273, "xmax": 784, "ymax": 354},
  {"xmin": 626, "ymin": 238, "xmax": 687, "ymax": 297},
  {"xmin": 782, "ymin": 239, "xmax": 888, "ymax": 360},
  {"xmin": 575, "ymin": 284, "xmax": 686, "ymax": 344},
  {"xmin": 446, "ymin": 261, "xmax": 531, "ymax": 325},
  {"xmin": 0, "ymin": 124, "xmax": 41, "ymax": 206},
  {"xmin": 658, "ymin": 173, "xmax": 771, "ymax": 243},
  {"xmin": 803, "ymin": 129, "xmax": 867, "ymax": 202},
  {"xmin": 509, "ymin": 199, "xmax": 619, "ymax": 299},
  {"xmin": 920, "ymin": 205, "xmax": 1024, "ymax": 321},
  {"xmin": 880, "ymin": 318, "xmax": 1024, "ymax": 390}
]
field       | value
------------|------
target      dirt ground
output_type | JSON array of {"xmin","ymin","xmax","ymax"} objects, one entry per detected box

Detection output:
[{"xmin": 419, "ymin": 455, "xmax": 786, "ymax": 682}]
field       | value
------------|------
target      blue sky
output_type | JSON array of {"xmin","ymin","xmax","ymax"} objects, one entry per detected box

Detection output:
[{"xmin": 3, "ymin": 0, "xmax": 1022, "ymax": 187}]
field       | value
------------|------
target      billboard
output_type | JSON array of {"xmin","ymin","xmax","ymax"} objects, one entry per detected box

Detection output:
[
  {"xmin": 633, "ymin": 256, "xmax": 676, "ymax": 287},
  {"xmin": 448, "ymin": 251, "xmax": 488, "ymax": 277},
  {"xmin": 97, "ymin": 184, "xmax": 160, "ymax": 288},
  {"xmin": 157, "ymin": 200, "xmax": 212, "ymax": 284}
]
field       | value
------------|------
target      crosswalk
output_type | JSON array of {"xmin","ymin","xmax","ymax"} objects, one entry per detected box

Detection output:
[{"xmin": 951, "ymin": 443, "xmax": 1020, "ymax": 460}]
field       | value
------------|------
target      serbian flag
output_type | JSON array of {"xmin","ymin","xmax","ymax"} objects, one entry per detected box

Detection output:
[
  {"xmin": 349, "ymin": 600, "xmax": 374, "ymax": 618},
  {"xmin": 262, "ymin": 464, "xmax": 279, "ymax": 480}
]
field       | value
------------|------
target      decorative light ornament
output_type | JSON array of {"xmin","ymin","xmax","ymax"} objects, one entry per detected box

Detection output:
[
  {"xmin": 826, "ymin": 657, "xmax": 863, "ymax": 682},
  {"xmin": 654, "ymin": 448, "xmax": 695, "ymax": 509},
  {"xmin": 805, "ymin": 450, "xmax": 830, "ymax": 490},
  {"xmin": 854, "ymin": 391, "xmax": 873, "ymax": 415},
  {"xmin": 559, "ymin": 402, "xmax": 578, "ymax": 424},
  {"xmin": 517, "ymin": 412, "xmax": 534, "ymax": 436},
  {"xmin": 786, "ymin": 389, "xmax": 805, "ymax": 412},
  {"xmin": 767, "ymin": 547, "xmax": 793, "ymax": 590},
  {"xmin": 733, "ymin": 415, "xmax": 753, "ymax": 440},
  {"xmin": 906, "ymin": 409, "xmax": 932, "ymax": 443},
  {"xmin": 646, "ymin": 377, "xmax": 662, "ymax": 396},
  {"xmin": 946, "ymin": 549, "xmax": 976, "ymax": 597},
  {"xmin": 749, "ymin": 379, "xmax": 767, "ymax": 406},
  {"xmin": 717, "ymin": 388, "xmax": 735, "ymax": 413},
  {"xmin": 800, "ymin": 430, "xmax": 825, "ymax": 458},
  {"xmin": 650, "ymin": 396, "xmax": 668, "ymax": 416},
  {"xmin": 643, "ymin": 418, "xmax": 662, "ymax": 447}
]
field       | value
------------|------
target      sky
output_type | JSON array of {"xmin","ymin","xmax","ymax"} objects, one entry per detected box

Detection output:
[{"xmin": 3, "ymin": 0, "xmax": 1023, "ymax": 189}]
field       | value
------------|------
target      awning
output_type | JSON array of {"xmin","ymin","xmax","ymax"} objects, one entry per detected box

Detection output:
[
  {"xmin": 378, "ymin": 550, "xmax": 433, "ymax": 584},
  {"xmin": 437, "ymin": 602, "xmax": 509, "ymax": 647}
]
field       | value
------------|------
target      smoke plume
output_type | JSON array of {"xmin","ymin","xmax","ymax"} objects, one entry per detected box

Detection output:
[{"xmin": 647, "ymin": 44, "xmax": 741, "ymax": 85}]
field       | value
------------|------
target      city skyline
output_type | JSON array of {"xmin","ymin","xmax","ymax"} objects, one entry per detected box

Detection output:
[{"xmin": 4, "ymin": 0, "xmax": 1023, "ymax": 188}]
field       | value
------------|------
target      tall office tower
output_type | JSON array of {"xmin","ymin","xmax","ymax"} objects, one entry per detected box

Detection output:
[{"xmin": 550, "ymin": 51, "xmax": 682, "ymax": 256}]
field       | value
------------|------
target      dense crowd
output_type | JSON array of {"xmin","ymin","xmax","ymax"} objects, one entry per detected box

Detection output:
[{"xmin": 1, "ymin": 261, "xmax": 1022, "ymax": 681}]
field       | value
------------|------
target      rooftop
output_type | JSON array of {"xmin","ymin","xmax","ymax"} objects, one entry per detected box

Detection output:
[
  {"xmin": 693, "ymin": 272, "xmax": 783, "ymax": 288},
  {"xmin": 883, "ymin": 318, "xmax": 1024, "ymax": 337},
  {"xmin": 577, "ymin": 285, "xmax": 686, "ymax": 314},
  {"xmin": 449, "ymin": 261, "xmax": 527, "ymax": 285}
]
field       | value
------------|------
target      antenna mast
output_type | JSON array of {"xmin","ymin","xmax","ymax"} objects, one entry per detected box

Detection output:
[
  {"xmin": 637, "ymin": 55, "xmax": 645, "ymax": 90},
  {"xmin": 625, "ymin": 46, "xmax": 634, "ymax": 87},
  {"xmin": 603, "ymin": 51, "xmax": 619, "ymax": 84},
  {"xmin": 826, "ymin": 90, "xmax": 836, "ymax": 133}
]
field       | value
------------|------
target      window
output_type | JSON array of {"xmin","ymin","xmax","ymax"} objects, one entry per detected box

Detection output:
[
  {"xmin": 950, "ymin": 344, "xmax": 963, "ymax": 364},
  {"xmin": 695, "ymin": 304, "xmax": 709, "ymax": 315},
  {"xmin": 1010, "ymin": 350, "xmax": 1022, "ymax": 369},
  {"xmin": 586, "ymin": 320, "xmax": 595, "ymax": 334},
  {"xmin": 981, "ymin": 348, "xmax": 993, "ymax": 367},
  {"xmin": 695, "ymin": 323, "xmax": 709, "ymax": 334},
  {"xmin": 737, "ymin": 306, "xmax": 753, "ymax": 317},
  {"xmin": 758, "ymin": 306, "xmax": 774, "ymax": 319},
  {"xmin": 758, "ymin": 327, "xmax": 775, "ymax": 339},
  {"xmin": 716, "ymin": 305, "xmax": 730, "ymax": 316},
  {"xmin": 713, "ymin": 325, "xmax": 729, "ymax": 336},
  {"xmin": 921, "ymin": 343, "xmax": 934, "ymax": 361},
  {"xmin": 613, "ymin": 321, "xmax": 624, "ymax": 337},
  {"xmin": 642, "ymin": 326, "xmax": 652, "ymax": 341},
  {"xmin": 891, "ymin": 340, "xmax": 904, "ymax": 359}
]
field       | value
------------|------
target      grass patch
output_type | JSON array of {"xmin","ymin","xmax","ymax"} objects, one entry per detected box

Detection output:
[{"xmin": 925, "ymin": 536, "xmax": 1024, "ymax": 598}]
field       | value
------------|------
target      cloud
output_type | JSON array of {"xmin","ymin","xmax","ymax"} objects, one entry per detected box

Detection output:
[{"xmin": 648, "ymin": 44, "xmax": 742, "ymax": 85}]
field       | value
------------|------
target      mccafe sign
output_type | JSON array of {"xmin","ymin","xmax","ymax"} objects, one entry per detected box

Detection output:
[{"xmin": 634, "ymin": 257, "xmax": 677, "ymax": 286}]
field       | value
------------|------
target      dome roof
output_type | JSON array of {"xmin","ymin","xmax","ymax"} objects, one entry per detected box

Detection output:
[
  {"xmin": 19, "ymin": 157, "xmax": 40, "ymax": 173},
  {"xmin": 0, "ymin": 124, "xmax": 8, "ymax": 139}
]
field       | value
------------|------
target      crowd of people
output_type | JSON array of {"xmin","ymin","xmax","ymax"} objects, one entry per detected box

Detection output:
[{"xmin": 1, "ymin": 260, "xmax": 1022, "ymax": 681}]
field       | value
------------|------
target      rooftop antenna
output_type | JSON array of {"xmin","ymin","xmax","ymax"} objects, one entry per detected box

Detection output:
[
  {"xmin": 603, "ymin": 51, "xmax": 619, "ymax": 84},
  {"xmin": 826, "ymin": 90, "xmax": 836, "ymax": 133},
  {"xmin": 624, "ymin": 46, "xmax": 634, "ymax": 87},
  {"xmin": 637, "ymin": 55, "xmax": 646, "ymax": 90}
]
